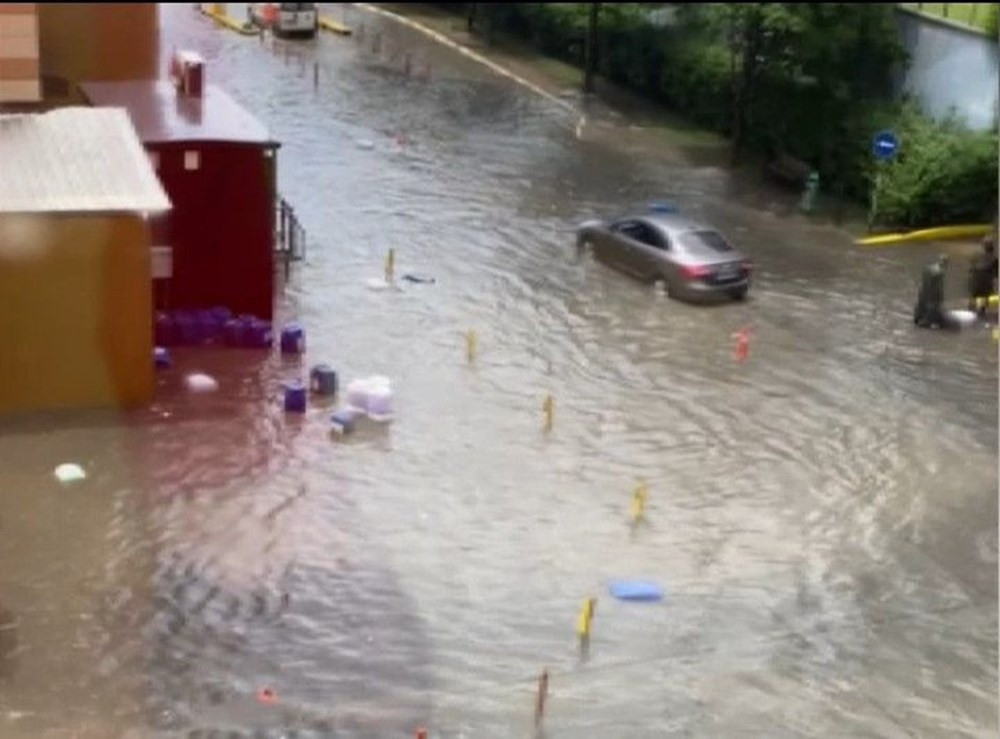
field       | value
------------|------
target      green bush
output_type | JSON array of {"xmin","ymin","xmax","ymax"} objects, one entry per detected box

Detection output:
[
  {"xmin": 872, "ymin": 104, "xmax": 998, "ymax": 227},
  {"xmin": 442, "ymin": 3, "xmax": 997, "ymax": 227}
]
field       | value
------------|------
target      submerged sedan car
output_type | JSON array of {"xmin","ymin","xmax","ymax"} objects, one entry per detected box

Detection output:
[{"xmin": 576, "ymin": 208, "xmax": 753, "ymax": 301}]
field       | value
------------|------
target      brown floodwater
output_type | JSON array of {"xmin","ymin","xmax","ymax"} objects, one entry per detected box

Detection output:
[{"xmin": 0, "ymin": 4, "xmax": 996, "ymax": 737}]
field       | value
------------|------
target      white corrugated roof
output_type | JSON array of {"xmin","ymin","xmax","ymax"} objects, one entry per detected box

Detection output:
[{"xmin": 0, "ymin": 107, "xmax": 171, "ymax": 214}]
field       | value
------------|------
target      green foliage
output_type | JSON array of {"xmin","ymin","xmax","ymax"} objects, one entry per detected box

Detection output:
[
  {"xmin": 446, "ymin": 2, "xmax": 996, "ymax": 226},
  {"xmin": 987, "ymin": 3, "xmax": 999, "ymax": 37},
  {"xmin": 872, "ymin": 104, "xmax": 998, "ymax": 227}
]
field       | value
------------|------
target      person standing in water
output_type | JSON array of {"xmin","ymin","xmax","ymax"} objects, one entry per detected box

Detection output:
[
  {"xmin": 968, "ymin": 235, "xmax": 998, "ymax": 316},
  {"xmin": 914, "ymin": 254, "xmax": 949, "ymax": 329}
]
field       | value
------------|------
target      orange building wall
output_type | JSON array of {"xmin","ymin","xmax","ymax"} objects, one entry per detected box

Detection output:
[
  {"xmin": 0, "ymin": 213, "xmax": 154, "ymax": 414},
  {"xmin": 0, "ymin": 3, "xmax": 41, "ymax": 102},
  {"xmin": 37, "ymin": 3, "xmax": 158, "ymax": 92}
]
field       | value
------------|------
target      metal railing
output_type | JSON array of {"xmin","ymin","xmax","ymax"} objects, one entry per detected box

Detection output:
[{"xmin": 275, "ymin": 196, "xmax": 306, "ymax": 268}]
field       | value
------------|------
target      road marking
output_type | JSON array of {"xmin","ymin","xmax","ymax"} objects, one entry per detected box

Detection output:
[
  {"xmin": 352, "ymin": 3, "xmax": 579, "ymax": 123},
  {"xmin": 318, "ymin": 16, "xmax": 352, "ymax": 35}
]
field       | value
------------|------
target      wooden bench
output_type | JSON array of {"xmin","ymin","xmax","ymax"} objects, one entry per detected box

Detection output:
[{"xmin": 766, "ymin": 153, "xmax": 812, "ymax": 188}]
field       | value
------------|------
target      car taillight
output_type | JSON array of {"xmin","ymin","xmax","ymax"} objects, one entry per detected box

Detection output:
[{"xmin": 680, "ymin": 264, "xmax": 712, "ymax": 279}]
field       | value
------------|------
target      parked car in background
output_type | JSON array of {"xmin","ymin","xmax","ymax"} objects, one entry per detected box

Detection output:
[
  {"xmin": 576, "ymin": 205, "xmax": 753, "ymax": 302},
  {"xmin": 248, "ymin": 3, "xmax": 318, "ymax": 39}
]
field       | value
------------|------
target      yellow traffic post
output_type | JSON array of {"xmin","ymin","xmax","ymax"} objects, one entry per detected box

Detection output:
[
  {"xmin": 384, "ymin": 248, "xmax": 395, "ymax": 284},
  {"xmin": 542, "ymin": 394, "xmax": 554, "ymax": 432},
  {"xmin": 576, "ymin": 596, "xmax": 596, "ymax": 658},
  {"xmin": 630, "ymin": 479, "xmax": 647, "ymax": 526},
  {"xmin": 465, "ymin": 329, "xmax": 478, "ymax": 365}
]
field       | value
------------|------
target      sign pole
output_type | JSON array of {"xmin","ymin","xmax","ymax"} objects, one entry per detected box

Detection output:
[
  {"xmin": 869, "ymin": 161, "xmax": 881, "ymax": 233},
  {"xmin": 869, "ymin": 130, "xmax": 899, "ymax": 233}
]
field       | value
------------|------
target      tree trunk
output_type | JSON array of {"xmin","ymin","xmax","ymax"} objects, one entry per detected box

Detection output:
[
  {"xmin": 728, "ymin": 7, "xmax": 741, "ymax": 166},
  {"xmin": 584, "ymin": 3, "xmax": 601, "ymax": 93},
  {"xmin": 733, "ymin": 8, "xmax": 761, "ymax": 163}
]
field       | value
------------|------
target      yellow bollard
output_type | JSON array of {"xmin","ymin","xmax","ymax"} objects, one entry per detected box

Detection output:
[
  {"xmin": 989, "ymin": 294, "xmax": 999, "ymax": 308},
  {"xmin": 465, "ymin": 329, "xmax": 478, "ymax": 364},
  {"xmin": 384, "ymin": 248, "xmax": 395, "ymax": 283},
  {"xmin": 543, "ymin": 394, "xmax": 554, "ymax": 432},
  {"xmin": 630, "ymin": 479, "xmax": 647, "ymax": 525},
  {"xmin": 993, "ymin": 327, "xmax": 999, "ymax": 342},
  {"xmin": 575, "ymin": 596, "xmax": 596, "ymax": 639}
]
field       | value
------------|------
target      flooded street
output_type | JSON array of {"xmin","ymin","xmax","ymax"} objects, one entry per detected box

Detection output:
[{"xmin": 0, "ymin": 3, "xmax": 997, "ymax": 736}]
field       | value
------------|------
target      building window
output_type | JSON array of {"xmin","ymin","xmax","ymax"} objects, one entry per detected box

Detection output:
[{"xmin": 184, "ymin": 150, "xmax": 200, "ymax": 171}]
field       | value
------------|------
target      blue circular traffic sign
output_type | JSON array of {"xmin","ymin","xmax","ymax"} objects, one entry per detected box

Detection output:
[{"xmin": 872, "ymin": 130, "xmax": 899, "ymax": 161}]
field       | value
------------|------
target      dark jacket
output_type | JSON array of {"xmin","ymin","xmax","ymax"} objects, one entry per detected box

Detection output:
[
  {"xmin": 969, "ymin": 253, "xmax": 998, "ymax": 297},
  {"xmin": 914, "ymin": 261, "xmax": 946, "ymax": 326}
]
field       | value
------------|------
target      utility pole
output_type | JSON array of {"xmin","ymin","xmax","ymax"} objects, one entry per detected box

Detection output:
[{"xmin": 584, "ymin": 3, "xmax": 600, "ymax": 93}]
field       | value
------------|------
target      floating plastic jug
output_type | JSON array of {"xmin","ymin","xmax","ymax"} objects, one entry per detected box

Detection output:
[
  {"xmin": 345, "ymin": 379, "xmax": 370, "ymax": 412},
  {"xmin": 283, "ymin": 381, "xmax": 307, "ymax": 413},
  {"xmin": 224, "ymin": 318, "xmax": 245, "ymax": 347},
  {"xmin": 210, "ymin": 306, "xmax": 233, "ymax": 323},
  {"xmin": 330, "ymin": 407, "xmax": 359, "ymax": 435},
  {"xmin": 367, "ymin": 385, "xmax": 393, "ymax": 421},
  {"xmin": 310, "ymin": 364, "xmax": 338, "ymax": 396},
  {"xmin": 154, "ymin": 347, "xmax": 172, "ymax": 369},
  {"xmin": 281, "ymin": 323, "xmax": 306, "ymax": 355},
  {"xmin": 174, "ymin": 311, "xmax": 198, "ymax": 345},
  {"xmin": 248, "ymin": 319, "xmax": 273, "ymax": 349}
]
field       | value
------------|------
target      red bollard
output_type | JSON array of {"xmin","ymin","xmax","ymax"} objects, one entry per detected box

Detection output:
[
  {"xmin": 415, "ymin": 728, "xmax": 428, "ymax": 739},
  {"xmin": 733, "ymin": 327, "xmax": 750, "ymax": 362}
]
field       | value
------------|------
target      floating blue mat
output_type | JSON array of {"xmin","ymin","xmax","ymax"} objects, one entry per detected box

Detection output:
[{"xmin": 608, "ymin": 580, "xmax": 664, "ymax": 602}]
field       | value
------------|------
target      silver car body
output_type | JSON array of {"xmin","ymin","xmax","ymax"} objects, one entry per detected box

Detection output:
[{"xmin": 576, "ymin": 211, "xmax": 752, "ymax": 302}]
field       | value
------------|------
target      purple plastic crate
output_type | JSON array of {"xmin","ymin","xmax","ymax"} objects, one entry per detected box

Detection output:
[
  {"xmin": 224, "ymin": 318, "xmax": 245, "ymax": 347},
  {"xmin": 280, "ymin": 323, "xmax": 306, "ymax": 355},
  {"xmin": 174, "ymin": 311, "xmax": 198, "ymax": 345},
  {"xmin": 211, "ymin": 306, "xmax": 233, "ymax": 323},
  {"xmin": 283, "ymin": 381, "xmax": 307, "ymax": 413},
  {"xmin": 248, "ymin": 319, "xmax": 273, "ymax": 349},
  {"xmin": 154, "ymin": 346, "xmax": 172, "ymax": 369}
]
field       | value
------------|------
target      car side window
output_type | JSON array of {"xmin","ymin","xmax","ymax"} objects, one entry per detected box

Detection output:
[
  {"xmin": 612, "ymin": 220, "xmax": 668, "ymax": 249},
  {"xmin": 611, "ymin": 220, "xmax": 637, "ymax": 237},
  {"xmin": 634, "ymin": 222, "xmax": 668, "ymax": 250}
]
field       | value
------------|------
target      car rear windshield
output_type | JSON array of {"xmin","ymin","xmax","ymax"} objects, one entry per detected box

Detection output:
[{"xmin": 680, "ymin": 230, "xmax": 734, "ymax": 253}]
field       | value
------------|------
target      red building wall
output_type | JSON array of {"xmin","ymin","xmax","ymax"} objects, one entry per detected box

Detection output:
[{"xmin": 152, "ymin": 142, "xmax": 274, "ymax": 320}]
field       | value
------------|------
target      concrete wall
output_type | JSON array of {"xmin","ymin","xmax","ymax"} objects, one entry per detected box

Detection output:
[
  {"xmin": 37, "ymin": 3, "xmax": 158, "ymax": 100},
  {"xmin": 0, "ymin": 213, "xmax": 154, "ymax": 414},
  {"xmin": 895, "ymin": 8, "xmax": 999, "ymax": 130}
]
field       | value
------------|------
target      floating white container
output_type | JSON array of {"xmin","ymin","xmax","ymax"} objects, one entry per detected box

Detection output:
[
  {"xmin": 366, "ymin": 386, "xmax": 394, "ymax": 422},
  {"xmin": 185, "ymin": 373, "xmax": 219, "ymax": 393}
]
